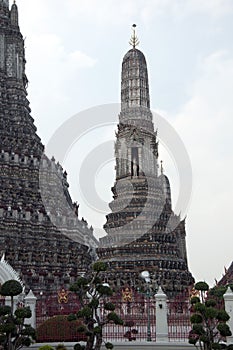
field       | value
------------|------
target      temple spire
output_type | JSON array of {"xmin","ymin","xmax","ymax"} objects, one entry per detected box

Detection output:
[
  {"xmin": 129, "ymin": 24, "xmax": 140, "ymax": 49},
  {"xmin": 121, "ymin": 26, "xmax": 151, "ymax": 113},
  {"xmin": 10, "ymin": 0, "xmax": 18, "ymax": 26}
]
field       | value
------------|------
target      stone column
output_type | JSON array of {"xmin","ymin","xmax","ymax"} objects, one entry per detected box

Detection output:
[
  {"xmin": 155, "ymin": 286, "xmax": 168, "ymax": 342},
  {"xmin": 224, "ymin": 287, "xmax": 233, "ymax": 344},
  {"xmin": 24, "ymin": 290, "xmax": 37, "ymax": 329}
]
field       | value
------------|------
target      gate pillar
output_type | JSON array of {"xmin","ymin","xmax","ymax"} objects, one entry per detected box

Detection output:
[
  {"xmin": 155, "ymin": 286, "xmax": 168, "ymax": 342},
  {"xmin": 224, "ymin": 287, "xmax": 233, "ymax": 344},
  {"xmin": 24, "ymin": 289, "xmax": 37, "ymax": 328}
]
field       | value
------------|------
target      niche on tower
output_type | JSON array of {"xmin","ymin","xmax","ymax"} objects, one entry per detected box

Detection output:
[{"xmin": 131, "ymin": 147, "xmax": 139, "ymax": 177}]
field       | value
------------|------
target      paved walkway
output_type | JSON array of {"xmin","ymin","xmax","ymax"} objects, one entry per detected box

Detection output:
[{"xmin": 29, "ymin": 341, "xmax": 193, "ymax": 350}]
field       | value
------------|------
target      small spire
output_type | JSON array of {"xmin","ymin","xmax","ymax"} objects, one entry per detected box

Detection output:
[
  {"xmin": 129, "ymin": 24, "xmax": 140, "ymax": 49},
  {"xmin": 10, "ymin": 0, "xmax": 18, "ymax": 26},
  {"xmin": 160, "ymin": 160, "xmax": 164, "ymax": 175}
]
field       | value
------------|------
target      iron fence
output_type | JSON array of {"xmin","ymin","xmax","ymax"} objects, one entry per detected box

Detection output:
[
  {"xmin": 34, "ymin": 288, "xmax": 193, "ymax": 343},
  {"xmin": 103, "ymin": 293, "xmax": 156, "ymax": 342},
  {"xmin": 168, "ymin": 291, "xmax": 191, "ymax": 342}
]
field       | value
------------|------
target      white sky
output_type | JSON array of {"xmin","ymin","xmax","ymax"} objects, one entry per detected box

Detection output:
[{"xmin": 15, "ymin": 0, "xmax": 233, "ymax": 287}]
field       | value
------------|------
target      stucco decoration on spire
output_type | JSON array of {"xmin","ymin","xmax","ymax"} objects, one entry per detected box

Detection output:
[
  {"xmin": 0, "ymin": 0, "xmax": 9, "ymax": 7},
  {"xmin": 129, "ymin": 24, "xmax": 139, "ymax": 48},
  {"xmin": 10, "ymin": 0, "xmax": 18, "ymax": 26},
  {"xmin": 121, "ymin": 24, "xmax": 151, "ymax": 116}
]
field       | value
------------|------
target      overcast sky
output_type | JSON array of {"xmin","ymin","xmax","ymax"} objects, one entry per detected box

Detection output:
[{"xmin": 16, "ymin": 0, "xmax": 233, "ymax": 287}]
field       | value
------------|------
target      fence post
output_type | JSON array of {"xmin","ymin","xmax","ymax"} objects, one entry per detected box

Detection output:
[
  {"xmin": 24, "ymin": 289, "xmax": 37, "ymax": 329},
  {"xmin": 155, "ymin": 286, "xmax": 168, "ymax": 342},
  {"xmin": 5, "ymin": 296, "xmax": 18, "ymax": 312},
  {"xmin": 224, "ymin": 287, "xmax": 233, "ymax": 344}
]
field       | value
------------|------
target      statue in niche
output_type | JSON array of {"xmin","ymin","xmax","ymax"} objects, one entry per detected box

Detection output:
[
  {"xmin": 133, "ymin": 157, "xmax": 138, "ymax": 177},
  {"xmin": 131, "ymin": 147, "xmax": 139, "ymax": 177}
]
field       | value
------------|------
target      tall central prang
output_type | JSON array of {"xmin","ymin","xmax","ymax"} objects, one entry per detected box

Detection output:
[{"xmin": 98, "ymin": 26, "xmax": 194, "ymax": 297}]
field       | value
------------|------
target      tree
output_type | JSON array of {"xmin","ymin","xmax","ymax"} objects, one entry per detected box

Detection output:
[
  {"xmin": 189, "ymin": 281, "xmax": 232, "ymax": 350},
  {"xmin": 68, "ymin": 262, "xmax": 123, "ymax": 350},
  {"xmin": 0, "ymin": 280, "xmax": 36, "ymax": 350}
]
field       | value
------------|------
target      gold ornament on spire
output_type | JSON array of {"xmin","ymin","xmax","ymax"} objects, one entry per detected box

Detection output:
[{"xmin": 129, "ymin": 24, "xmax": 140, "ymax": 48}]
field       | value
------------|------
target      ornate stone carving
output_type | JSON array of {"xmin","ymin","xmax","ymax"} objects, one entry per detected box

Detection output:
[{"xmin": 0, "ymin": 1, "xmax": 97, "ymax": 297}]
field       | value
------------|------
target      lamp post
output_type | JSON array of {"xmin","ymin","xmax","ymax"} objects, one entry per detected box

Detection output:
[{"xmin": 140, "ymin": 270, "xmax": 156, "ymax": 342}]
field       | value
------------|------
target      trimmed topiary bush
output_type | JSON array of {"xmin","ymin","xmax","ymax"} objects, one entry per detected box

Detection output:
[{"xmin": 36, "ymin": 315, "xmax": 87, "ymax": 342}]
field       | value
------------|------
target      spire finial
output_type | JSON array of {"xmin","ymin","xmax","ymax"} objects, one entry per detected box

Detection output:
[
  {"xmin": 129, "ymin": 24, "xmax": 140, "ymax": 49},
  {"xmin": 160, "ymin": 160, "xmax": 164, "ymax": 175}
]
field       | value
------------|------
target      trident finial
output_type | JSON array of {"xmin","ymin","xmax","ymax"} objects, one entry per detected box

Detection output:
[
  {"xmin": 129, "ymin": 24, "xmax": 140, "ymax": 49},
  {"xmin": 160, "ymin": 160, "xmax": 164, "ymax": 175}
]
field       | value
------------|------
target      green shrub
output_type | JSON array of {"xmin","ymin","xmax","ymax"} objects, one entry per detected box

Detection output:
[
  {"xmin": 36, "ymin": 315, "xmax": 87, "ymax": 342},
  {"xmin": 190, "ymin": 296, "xmax": 200, "ymax": 304},
  {"xmin": 104, "ymin": 302, "xmax": 115, "ymax": 311},
  {"xmin": 217, "ymin": 309, "xmax": 230, "ymax": 322},
  {"xmin": 56, "ymin": 344, "xmax": 67, "ymax": 350},
  {"xmin": 93, "ymin": 262, "xmax": 107, "ymax": 272},
  {"xmin": 217, "ymin": 322, "xmax": 232, "ymax": 337},
  {"xmin": 73, "ymin": 344, "xmax": 85, "ymax": 350},
  {"xmin": 205, "ymin": 299, "xmax": 217, "ymax": 307},
  {"xmin": 38, "ymin": 345, "xmax": 54, "ymax": 350},
  {"xmin": 0, "ymin": 280, "xmax": 22, "ymax": 296},
  {"xmin": 195, "ymin": 281, "xmax": 209, "ymax": 291},
  {"xmin": 190, "ymin": 314, "xmax": 203, "ymax": 324}
]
